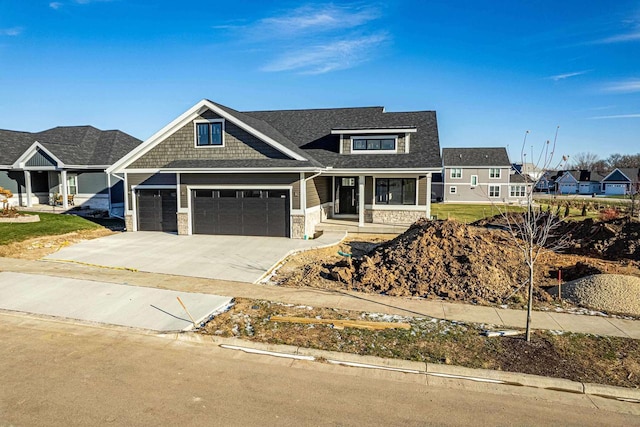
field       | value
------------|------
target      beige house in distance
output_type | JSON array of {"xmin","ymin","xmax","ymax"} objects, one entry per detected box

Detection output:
[{"xmin": 442, "ymin": 147, "xmax": 528, "ymax": 204}]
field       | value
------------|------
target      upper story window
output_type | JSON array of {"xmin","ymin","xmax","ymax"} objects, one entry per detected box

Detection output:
[
  {"xmin": 450, "ymin": 168, "xmax": 462, "ymax": 179},
  {"xmin": 195, "ymin": 120, "xmax": 224, "ymax": 147},
  {"xmin": 351, "ymin": 136, "xmax": 397, "ymax": 153},
  {"xmin": 489, "ymin": 168, "xmax": 501, "ymax": 179}
]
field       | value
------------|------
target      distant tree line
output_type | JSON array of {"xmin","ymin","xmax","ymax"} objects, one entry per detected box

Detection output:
[{"xmin": 570, "ymin": 152, "xmax": 640, "ymax": 173}]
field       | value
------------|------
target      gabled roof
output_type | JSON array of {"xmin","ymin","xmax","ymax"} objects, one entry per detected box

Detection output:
[
  {"xmin": 442, "ymin": 147, "xmax": 510, "ymax": 167},
  {"xmin": 0, "ymin": 126, "xmax": 141, "ymax": 168},
  {"xmin": 110, "ymin": 100, "xmax": 442, "ymax": 173},
  {"xmin": 555, "ymin": 170, "xmax": 579, "ymax": 184},
  {"xmin": 602, "ymin": 167, "xmax": 640, "ymax": 183}
]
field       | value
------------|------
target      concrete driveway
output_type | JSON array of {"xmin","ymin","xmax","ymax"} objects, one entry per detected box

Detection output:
[
  {"xmin": 0, "ymin": 272, "xmax": 232, "ymax": 332},
  {"xmin": 44, "ymin": 231, "xmax": 345, "ymax": 283}
]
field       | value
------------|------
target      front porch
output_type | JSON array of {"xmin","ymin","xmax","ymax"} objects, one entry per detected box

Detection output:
[{"xmin": 315, "ymin": 218, "xmax": 412, "ymax": 234}]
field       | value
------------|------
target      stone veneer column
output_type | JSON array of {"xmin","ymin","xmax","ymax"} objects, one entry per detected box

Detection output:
[
  {"xmin": 124, "ymin": 214, "xmax": 134, "ymax": 232},
  {"xmin": 177, "ymin": 212, "xmax": 189, "ymax": 235}
]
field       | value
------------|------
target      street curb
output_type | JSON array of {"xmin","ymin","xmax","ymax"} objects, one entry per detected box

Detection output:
[{"xmin": 168, "ymin": 333, "xmax": 640, "ymax": 403}]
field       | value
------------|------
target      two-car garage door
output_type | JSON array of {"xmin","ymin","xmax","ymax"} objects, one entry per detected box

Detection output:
[{"xmin": 192, "ymin": 189, "xmax": 290, "ymax": 237}]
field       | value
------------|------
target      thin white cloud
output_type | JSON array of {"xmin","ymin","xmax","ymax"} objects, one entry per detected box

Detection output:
[
  {"xmin": 548, "ymin": 70, "xmax": 590, "ymax": 81},
  {"xmin": 590, "ymin": 113, "xmax": 640, "ymax": 119},
  {"xmin": 602, "ymin": 79, "xmax": 640, "ymax": 93},
  {"xmin": 257, "ymin": 4, "xmax": 379, "ymax": 37},
  {"xmin": 262, "ymin": 33, "xmax": 388, "ymax": 74},
  {"xmin": 0, "ymin": 27, "xmax": 23, "ymax": 36},
  {"xmin": 220, "ymin": 3, "xmax": 388, "ymax": 74},
  {"xmin": 596, "ymin": 30, "xmax": 640, "ymax": 43},
  {"xmin": 49, "ymin": 2, "xmax": 63, "ymax": 9}
]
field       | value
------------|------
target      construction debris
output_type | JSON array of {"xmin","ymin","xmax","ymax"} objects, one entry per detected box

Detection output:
[{"xmin": 269, "ymin": 315, "xmax": 411, "ymax": 330}]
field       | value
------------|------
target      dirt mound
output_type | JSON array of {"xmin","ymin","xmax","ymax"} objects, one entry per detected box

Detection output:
[
  {"xmin": 557, "ymin": 218, "xmax": 640, "ymax": 261},
  {"xmin": 549, "ymin": 274, "xmax": 640, "ymax": 316},
  {"xmin": 345, "ymin": 219, "xmax": 550, "ymax": 304}
]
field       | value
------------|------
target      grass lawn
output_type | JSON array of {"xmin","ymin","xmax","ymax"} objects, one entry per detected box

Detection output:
[
  {"xmin": 0, "ymin": 212, "xmax": 104, "ymax": 245},
  {"xmin": 431, "ymin": 203, "xmax": 525, "ymax": 223}
]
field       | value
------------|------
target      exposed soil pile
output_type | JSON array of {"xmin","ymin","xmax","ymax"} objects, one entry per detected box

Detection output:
[
  {"xmin": 549, "ymin": 274, "xmax": 640, "ymax": 316},
  {"xmin": 340, "ymin": 219, "xmax": 550, "ymax": 304},
  {"xmin": 473, "ymin": 215, "xmax": 640, "ymax": 262},
  {"xmin": 557, "ymin": 218, "xmax": 640, "ymax": 261}
]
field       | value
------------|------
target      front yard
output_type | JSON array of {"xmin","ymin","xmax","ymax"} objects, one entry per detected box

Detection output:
[
  {"xmin": 0, "ymin": 212, "xmax": 104, "ymax": 245},
  {"xmin": 0, "ymin": 212, "xmax": 113, "ymax": 259}
]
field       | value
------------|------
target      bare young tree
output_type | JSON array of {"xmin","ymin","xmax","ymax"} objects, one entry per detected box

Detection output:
[
  {"xmin": 571, "ymin": 152, "xmax": 600, "ymax": 170},
  {"xmin": 502, "ymin": 128, "xmax": 571, "ymax": 342}
]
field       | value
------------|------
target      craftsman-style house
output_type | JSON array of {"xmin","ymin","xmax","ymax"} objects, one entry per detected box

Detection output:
[
  {"xmin": 0, "ymin": 126, "xmax": 141, "ymax": 215},
  {"xmin": 107, "ymin": 99, "xmax": 443, "ymax": 238}
]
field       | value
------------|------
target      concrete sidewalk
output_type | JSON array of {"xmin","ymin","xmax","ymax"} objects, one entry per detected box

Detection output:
[
  {"xmin": 0, "ymin": 256, "xmax": 638, "ymax": 339},
  {"xmin": 0, "ymin": 271, "xmax": 232, "ymax": 332}
]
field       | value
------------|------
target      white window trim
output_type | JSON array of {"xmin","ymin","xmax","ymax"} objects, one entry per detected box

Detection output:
[
  {"xmin": 350, "ymin": 135, "xmax": 398, "ymax": 154},
  {"xmin": 449, "ymin": 186, "xmax": 457, "ymax": 194},
  {"xmin": 470, "ymin": 175, "xmax": 478, "ymax": 187},
  {"xmin": 510, "ymin": 185, "xmax": 526, "ymax": 197},
  {"xmin": 450, "ymin": 168, "xmax": 462, "ymax": 179},
  {"xmin": 488, "ymin": 185, "xmax": 501, "ymax": 198},
  {"xmin": 62, "ymin": 173, "xmax": 78, "ymax": 195},
  {"xmin": 194, "ymin": 119, "xmax": 225, "ymax": 148},
  {"xmin": 489, "ymin": 168, "xmax": 501, "ymax": 179}
]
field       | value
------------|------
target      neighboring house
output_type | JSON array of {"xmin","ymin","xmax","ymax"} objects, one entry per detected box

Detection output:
[
  {"xmin": 442, "ymin": 147, "xmax": 527, "ymax": 203},
  {"xmin": 512, "ymin": 162, "xmax": 544, "ymax": 180},
  {"xmin": 106, "ymin": 99, "xmax": 442, "ymax": 238},
  {"xmin": 535, "ymin": 170, "xmax": 557, "ymax": 192},
  {"xmin": 0, "ymin": 126, "xmax": 141, "ymax": 215},
  {"xmin": 554, "ymin": 170, "xmax": 605, "ymax": 195},
  {"xmin": 554, "ymin": 170, "xmax": 579, "ymax": 194},
  {"xmin": 601, "ymin": 168, "xmax": 640, "ymax": 195}
]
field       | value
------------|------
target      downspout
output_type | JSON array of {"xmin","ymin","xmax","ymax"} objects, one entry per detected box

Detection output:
[{"xmin": 302, "ymin": 171, "xmax": 323, "ymax": 239}]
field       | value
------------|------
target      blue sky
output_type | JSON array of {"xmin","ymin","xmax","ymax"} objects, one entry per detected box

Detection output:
[{"xmin": 1, "ymin": 0, "xmax": 639, "ymax": 164}]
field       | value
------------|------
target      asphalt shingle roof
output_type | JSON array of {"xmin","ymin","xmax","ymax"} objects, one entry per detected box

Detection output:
[
  {"xmin": 0, "ymin": 126, "xmax": 141, "ymax": 167},
  {"xmin": 442, "ymin": 147, "xmax": 510, "ymax": 167},
  {"xmin": 242, "ymin": 105, "xmax": 442, "ymax": 169}
]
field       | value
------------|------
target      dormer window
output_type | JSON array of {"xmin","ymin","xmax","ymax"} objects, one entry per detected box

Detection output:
[
  {"xmin": 351, "ymin": 136, "xmax": 397, "ymax": 153},
  {"xmin": 195, "ymin": 120, "xmax": 224, "ymax": 147}
]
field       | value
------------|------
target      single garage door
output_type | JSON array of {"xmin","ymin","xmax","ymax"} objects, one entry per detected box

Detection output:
[
  {"xmin": 137, "ymin": 189, "xmax": 178, "ymax": 232},
  {"xmin": 192, "ymin": 189, "xmax": 290, "ymax": 237}
]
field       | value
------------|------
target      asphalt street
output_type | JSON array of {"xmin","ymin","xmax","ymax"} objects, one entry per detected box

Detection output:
[{"xmin": 1, "ymin": 312, "xmax": 638, "ymax": 426}]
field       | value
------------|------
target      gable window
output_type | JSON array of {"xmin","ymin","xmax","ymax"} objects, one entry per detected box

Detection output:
[
  {"xmin": 195, "ymin": 121, "xmax": 223, "ymax": 147},
  {"xmin": 489, "ymin": 185, "xmax": 500, "ymax": 198},
  {"xmin": 489, "ymin": 168, "xmax": 501, "ymax": 179},
  {"xmin": 450, "ymin": 168, "xmax": 462, "ymax": 179},
  {"xmin": 510, "ymin": 185, "xmax": 526, "ymax": 197},
  {"xmin": 449, "ymin": 186, "xmax": 457, "ymax": 194},
  {"xmin": 352, "ymin": 137, "xmax": 396, "ymax": 152},
  {"xmin": 470, "ymin": 175, "xmax": 478, "ymax": 186},
  {"xmin": 375, "ymin": 178, "xmax": 416, "ymax": 205}
]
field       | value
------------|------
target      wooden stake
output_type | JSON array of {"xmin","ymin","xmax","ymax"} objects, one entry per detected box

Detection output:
[
  {"xmin": 269, "ymin": 316, "xmax": 411, "ymax": 331},
  {"xmin": 558, "ymin": 268, "xmax": 562, "ymax": 303},
  {"xmin": 177, "ymin": 297, "xmax": 198, "ymax": 329}
]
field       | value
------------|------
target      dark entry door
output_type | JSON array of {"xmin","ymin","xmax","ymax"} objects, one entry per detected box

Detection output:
[
  {"xmin": 136, "ymin": 189, "xmax": 178, "ymax": 232},
  {"xmin": 192, "ymin": 189, "xmax": 290, "ymax": 237},
  {"xmin": 335, "ymin": 177, "xmax": 358, "ymax": 215}
]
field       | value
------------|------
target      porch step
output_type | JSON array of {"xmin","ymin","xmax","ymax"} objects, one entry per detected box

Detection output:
[{"xmin": 315, "ymin": 220, "xmax": 410, "ymax": 235}]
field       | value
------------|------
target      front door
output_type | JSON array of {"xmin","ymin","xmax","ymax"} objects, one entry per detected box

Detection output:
[{"xmin": 335, "ymin": 177, "xmax": 359, "ymax": 215}]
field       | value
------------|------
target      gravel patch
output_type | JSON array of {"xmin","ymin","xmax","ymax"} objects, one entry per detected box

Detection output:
[{"xmin": 549, "ymin": 274, "xmax": 640, "ymax": 316}]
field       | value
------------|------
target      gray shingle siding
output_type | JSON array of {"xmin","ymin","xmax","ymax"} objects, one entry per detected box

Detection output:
[{"xmin": 130, "ymin": 113, "xmax": 290, "ymax": 169}]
